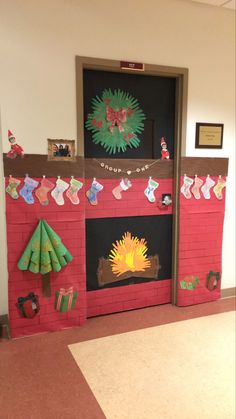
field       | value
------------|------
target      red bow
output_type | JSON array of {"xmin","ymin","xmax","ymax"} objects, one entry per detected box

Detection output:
[{"xmin": 106, "ymin": 106, "xmax": 127, "ymax": 132}]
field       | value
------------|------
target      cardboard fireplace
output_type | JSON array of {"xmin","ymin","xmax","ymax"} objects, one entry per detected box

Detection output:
[{"xmin": 2, "ymin": 58, "xmax": 229, "ymax": 338}]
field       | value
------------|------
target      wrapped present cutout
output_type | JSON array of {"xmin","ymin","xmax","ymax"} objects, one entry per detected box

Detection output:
[
  {"xmin": 17, "ymin": 292, "xmax": 40, "ymax": 318},
  {"xmin": 55, "ymin": 287, "xmax": 78, "ymax": 312},
  {"xmin": 180, "ymin": 275, "xmax": 199, "ymax": 290}
]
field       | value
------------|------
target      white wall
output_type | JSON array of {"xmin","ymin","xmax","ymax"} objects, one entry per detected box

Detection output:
[{"xmin": 0, "ymin": 0, "xmax": 235, "ymax": 313}]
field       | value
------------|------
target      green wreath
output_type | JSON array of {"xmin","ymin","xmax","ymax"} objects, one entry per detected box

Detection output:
[
  {"xmin": 85, "ymin": 89, "xmax": 146, "ymax": 154},
  {"xmin": 206, "ymin": 271, "xmax": 220, "ymax": 291}
]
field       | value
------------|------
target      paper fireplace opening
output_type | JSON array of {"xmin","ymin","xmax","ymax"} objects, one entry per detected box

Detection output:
[
  {"xmin": 98, "ymin": 231, "xmax": 160, "ymax": 287},
  {"xmin": 86, "ymin": 215, "xmax": 172, "ymax": 291}
]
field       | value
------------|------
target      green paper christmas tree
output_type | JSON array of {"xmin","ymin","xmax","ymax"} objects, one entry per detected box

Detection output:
[
  {"xmin": 18, "ymin": 219, "xmax": 73, "ymax": 296},
  {"xmin": 85, "ymin": 88, "xmax": 146, "ymax": 154}
]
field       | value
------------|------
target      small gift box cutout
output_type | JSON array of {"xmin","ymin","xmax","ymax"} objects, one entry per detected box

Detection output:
[
  {"xmin": 55, "ymin": 287, "xmax": 78, "ymax": 312},
  {"xmin": 180, "ymin": 275, "xmax": 199, "ymax": 290},
  {"xmin": 16, "ymin": 292, "xmax": 40, "ymax": 318}
]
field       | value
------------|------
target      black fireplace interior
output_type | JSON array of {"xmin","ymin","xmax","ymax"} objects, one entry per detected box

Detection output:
[{"xmin": 86, "ymin": 215, "xmax": 172, "ymax": 291}]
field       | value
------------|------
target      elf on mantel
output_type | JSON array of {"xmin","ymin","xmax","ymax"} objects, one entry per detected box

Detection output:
[
  {"xmin": 160, "ymin": 137, "xmax": 170, "ymax": 160},
  {"xmin": 7, "ymin": 130, "xmax": 24, "ymax": 158}
]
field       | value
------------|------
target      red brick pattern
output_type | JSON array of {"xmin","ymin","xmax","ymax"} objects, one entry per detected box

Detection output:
[
  {"xmin": 6, "ymin": 176, "xmax": 173, "ymax": 336},
  {"xmin": 87, "ymin": 280, "xmax": 171, "ymax": 318},
  {"xmin": 6, "ymin": 173, "xmax": 227, "ymax": 335},
  {"xmin": 6, "ymin": 177, "xmax": 86, "ymax": 338},
  {"xmin": 177, "ymin": 176, "xmax": 226, "ymax": 306}
]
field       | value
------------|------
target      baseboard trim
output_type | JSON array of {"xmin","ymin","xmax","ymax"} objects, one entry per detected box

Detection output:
[
  {"xmin": 221, "ymin": 287, "xmax": 236, "ymax": 298},
  {"xmin": 0, "ymin": 314, "xmax": 11, "ymax": 339}
]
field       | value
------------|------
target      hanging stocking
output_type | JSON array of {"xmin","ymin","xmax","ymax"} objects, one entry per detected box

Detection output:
[
  {"xmin": 19, "ymin": 176, "xmax": 39, "ymax": 204},
  {"xmin": 180, "ymin": 175, "xmax": 193, "ymax": 199},
  {"xmin": 35, "ymin": 177, "xmax": 54, "ymax": 205},
  {"xmin": 213, "ymin": 176, "xmax": 226, "ymax": 200},
  {"xmin": 201, "ymin": 175, "xmax": 215, "ymax": 200},
  {"xmin": 112, "ymin": 178, "xmax": 132, "ymax": 200},
  {"xmin": 51, "ymin": 178, "xmax": 69, "ymax": 206},
  {"xmin": 66, "ymin": 177, "xmax": 83, "ymax": 205},
  {"xmin": 144, "ymin": 177, "xmax": 159, "ymax": 203},
  {"xmin": 6, "ymin": 176, "xmax": 21, "ymax": 199},
  {"xmin": 86, "ymin": 179, "xmax": 103, "ymax": 205},
  {"xmin": 191, "ymin": 175, "xmax": 203, "ymax": 200}
]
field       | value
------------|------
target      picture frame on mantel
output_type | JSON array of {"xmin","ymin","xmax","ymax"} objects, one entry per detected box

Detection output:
[
  {"xmin": 47, "ymin": 139, "xmax": 76, "ymax": 161},
  {"xmin": 195, "ymin": 122, "xmax": 224, "ymax": 149}
]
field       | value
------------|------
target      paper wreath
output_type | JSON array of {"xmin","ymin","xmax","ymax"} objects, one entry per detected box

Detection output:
[
  {"xmin": 206, "ymin": 271, "xmax": 220, "ymax": 291},
  {"xmin": 85, "ymin": 89, "xmax": 146, "ymax": 154},
  {"xmin": 17, "ymin": 292, "xmax": 40, "ymax": 318}
]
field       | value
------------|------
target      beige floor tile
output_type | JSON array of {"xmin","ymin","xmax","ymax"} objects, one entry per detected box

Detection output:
[{"xmin": 69, "ymin": 311, "xmax": 235, "ymax": 419}]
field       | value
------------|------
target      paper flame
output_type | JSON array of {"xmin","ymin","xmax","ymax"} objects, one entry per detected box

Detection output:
[{"xmin": 109, "ymin": 232, "xmax": 151, "ymax": 277}]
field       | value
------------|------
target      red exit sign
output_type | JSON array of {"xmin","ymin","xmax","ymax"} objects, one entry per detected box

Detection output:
[{"xmin": 120, "ymin": 61, "xmax": 145, "ymax": 71}]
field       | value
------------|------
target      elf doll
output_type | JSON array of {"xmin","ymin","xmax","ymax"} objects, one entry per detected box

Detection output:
[
  {"xmin": 7, "ymin": 130, "xmax": 24, "ymax": 158},
  {"xmin": 160, "ymin": 137, "xmax": 170, "ymax": 160}
]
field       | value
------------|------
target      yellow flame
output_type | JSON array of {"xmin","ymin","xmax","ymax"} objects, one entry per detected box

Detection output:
[{"xmin": 109, "ymin": 232, "xmax": 151, "ymax": 276}]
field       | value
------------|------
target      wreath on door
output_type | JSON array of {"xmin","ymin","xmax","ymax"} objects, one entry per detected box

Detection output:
[{"xmin": 85, "ymin": 89, "xmax": 146, "ymax": 154}]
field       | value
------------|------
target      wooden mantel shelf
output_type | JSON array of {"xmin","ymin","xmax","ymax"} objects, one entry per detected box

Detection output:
[{"xmin": 2, "ymin": 154, "xmax": 228, "ymax": 178}]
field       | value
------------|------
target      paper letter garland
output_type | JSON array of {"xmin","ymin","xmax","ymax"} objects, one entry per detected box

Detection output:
[{"xmin": 85, "ymin": 89, "xmax": 146, "ymax": 154}]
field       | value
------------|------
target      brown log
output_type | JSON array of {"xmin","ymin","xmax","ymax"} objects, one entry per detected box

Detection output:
[
  {"xmin": 42, "ymin": 273, "xmax": 51, "ymax": 297},
  {"xmin": 97, "ymin": 255, "xmax": 160, "ymax": 287}
]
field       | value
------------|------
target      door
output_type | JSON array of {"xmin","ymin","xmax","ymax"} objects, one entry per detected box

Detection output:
[{"xmin": 76, "ymin": 57, "xmax": 188, "ymax": 315}]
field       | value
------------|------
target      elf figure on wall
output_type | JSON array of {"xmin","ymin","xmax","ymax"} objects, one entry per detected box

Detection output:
[
  {"xmin": 160, "ymin": 137, "xmax": 170, "ymax": 160},
  {"xmin": 7, "ymin": 130, "xmax": 24, "ymax": 158}
]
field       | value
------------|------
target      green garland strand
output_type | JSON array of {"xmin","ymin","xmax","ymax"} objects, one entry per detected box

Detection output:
[{"xmin": 85, "ymin": 89, "xmax": 146, "ymax": 154}]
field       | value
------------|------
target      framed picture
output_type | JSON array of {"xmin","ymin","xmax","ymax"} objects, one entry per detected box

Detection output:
[
  {"xmin": 47, "ymin": 139, "xmax": 76, "ymax": 161},
  {"xmin": 195, "ymin": 123, "xmax": 224, "ymax": 149}
]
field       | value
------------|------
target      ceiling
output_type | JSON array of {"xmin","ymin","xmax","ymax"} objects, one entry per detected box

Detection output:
[{"xmin": 188, "ymin": 0, "xmax": 235, "ymax": 10}]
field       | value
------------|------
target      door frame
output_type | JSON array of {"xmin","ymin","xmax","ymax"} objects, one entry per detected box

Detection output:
[{"xmin": 76, "ymin": 56, "xmax": 188, "ymax": 305}]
